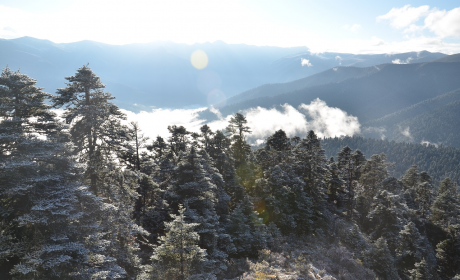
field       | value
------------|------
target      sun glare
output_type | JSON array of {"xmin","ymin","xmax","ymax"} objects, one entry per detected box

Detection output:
[{"xmin": 190, "ymin": 50, "xmax": 208, "ymax": 70}]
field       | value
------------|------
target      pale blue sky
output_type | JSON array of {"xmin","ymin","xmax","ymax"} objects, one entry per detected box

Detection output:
[{"xmin": 1, "ymin": 0, "xmax": 459, "ymax": 53}]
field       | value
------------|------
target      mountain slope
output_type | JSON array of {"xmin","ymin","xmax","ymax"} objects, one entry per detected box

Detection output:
[
  {"xmin": 0, "ymin": 37, "xmax": 310, "ymax": 110},
  {"xmin": 219, "ymin": 61, "xmax": 460, "ymax": 123},
  {"xmin": 226, "ymin": 66, "xmax": 377, "ymax": 105},
  {"xmin": 0, "ymin": 37, "xmax": 446, "ymax": 111},
  {"xmin": 268, "ymin": 50, "xmax": 446, "ymax": 83},
  {"xmin": 323, "ymin": 136, "xmax": 460, "ymax": 184},
  {"xmin": 432, "ymin": 53, "xmax": 460, "ymax": 62},
  {"xmin": 362, "ymin": 88, "xmax": 460, "ymax": 147}
]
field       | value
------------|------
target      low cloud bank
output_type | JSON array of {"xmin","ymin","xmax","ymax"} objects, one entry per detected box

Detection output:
[{"xmin": 121, "ymin": 99, "xmax": 361, "ymax": 145}]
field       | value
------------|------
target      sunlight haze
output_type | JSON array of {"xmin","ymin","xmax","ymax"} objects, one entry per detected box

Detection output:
[{"xmin": 1, "ymin": 0, "xmax": 460, "ymax": 53}]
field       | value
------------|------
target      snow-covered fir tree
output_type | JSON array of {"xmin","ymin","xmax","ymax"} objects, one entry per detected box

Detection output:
[
  {"xmin": 0, "ymin": 67, "xmax": 127, "ymax": 279},
  {"xmin": 151, "ymin": 205, "xmax": 206, "ymax": 280}
]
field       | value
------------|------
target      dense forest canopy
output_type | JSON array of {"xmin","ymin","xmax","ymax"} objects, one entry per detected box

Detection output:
[{"xmin": 1, "ymin": 66, "xmax": 459, "ymax": 280}]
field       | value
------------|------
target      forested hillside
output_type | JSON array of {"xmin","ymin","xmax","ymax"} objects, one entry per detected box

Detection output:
[
  {"xmin": 363, "ymin": 89, "xmax": 460, "ymax": 148},
  {"xmin": 323, "ymin": 136, "xmax": 460, "ymax": 185},
  {"xmin": 1, "ymin": 66, "xmax": 459, "ymax": 279}
]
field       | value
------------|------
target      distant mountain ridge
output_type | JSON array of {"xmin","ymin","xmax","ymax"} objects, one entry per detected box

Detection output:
[
  {"xmin": 432, "ymin": 53, "xmax": 460, "ymax": 62},
  {"xmin": 363, "ymin": 88, "xmax": 460, "ymax": 147},
  {"xmin": 219, "ymin": 60, "xmax": 460, "ymax": 123},
  {"xmin": 0, "ymin": 36, "xmax": 446, "ymax": 111}
]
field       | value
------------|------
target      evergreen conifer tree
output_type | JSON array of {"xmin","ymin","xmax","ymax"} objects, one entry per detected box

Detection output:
[
  {"xmin": 151, "ymin": 205, "xmax": 206, "ymax": 280},
  {"xmin": 409, "ymin": 258, "xmax": 433, "ymax": 280},
  {"xmin": 168, "ymin": 147, "xmax": 229, "ymax": 275},
  {"xmin": 431, "ymin": 178, "xmax": 459, "ymax": 228},
  {"xmin": 396, "ymin": 222, "xmax": 423, "ymax": 272},
  {"xmin": 365, "ymin": 237, "xmax": 400, "ymax": 280},
  {"xmin": 0, "ymin": 67, "xmax": 127, "ymax": 279},
  {"xmin": 53, "ymin": 65, "xmax": 127, "ymax": 193}
]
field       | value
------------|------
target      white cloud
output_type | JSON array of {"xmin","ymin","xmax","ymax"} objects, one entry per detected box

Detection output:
[
  {"xmin": 120, "ymin": 99, "xmax": 360, "ymax": 145},
  {"xmin": 343, "ymin": 24, "xmax": 361, "ymax": 33},
  {"xmin": 425, "ymin": 7, "xmax": 460, "ymax": 38},
  {"xmin": 299, "ymin": 98, "xmax": 360, "ymax": 138},
  {"xmin": 301, "ymin": 58, "xmax": 312, "ymax": 67},
  {"xmin": 392, "ymin": 57, "xmax": 413, "ymax": 64},
  {"xmin": 399, "ymin": 126, "xmax": 413, "ymax": 141},
  {"xmin": 421, "ymin": 140, "xmax": 438, "ymax": 148},
  {"xmin": 309, "ymin": 35, "xmax": 459, "ymax": 55},
  {"xmin": 121, "ymin": 108, "xmax": 206, "ymax": 140},
  {"xmin": 363, "ymin": 126, "xmax": 386, "ymax": 140},
  {"xmin": 378, "ymin": 5, "xmax": 460, "ymax": 39},
  {"xmin": 242, "ymin": 104, "xmax": 309, "ymax": 143},
  {"xmin": 335, "ymin": 56, "xmax": 342, "ymax": 65},
  {"xmin": 377, "ymin": 5, "xmax": 431, "ymax": 29}
]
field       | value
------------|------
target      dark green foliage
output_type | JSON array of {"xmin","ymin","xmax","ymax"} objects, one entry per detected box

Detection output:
[
  {"xmin": 3, "ymin": 65, "xmax": 460, "ymax": 279},
  {"xmin": 326, "ymin": 158, "xmax": 345, "ymax": 206},
  {"xmin": 151, "ymin": 205, "xmax": 206, "ymax": 280},
  {"xmin": 359, "ymin": 153, "xmax": 391, "ymax": 201},
  {"xmin": 409, "ymin": 258, "xmax": 433, "ymax": 280},
  {"xmin": 435, "ymin": 225, "xmax": 460, "ymax": 279},
  {"xmin": 364, "ymin": 237, "xmax": 400, "ymax": 280},
  {"xmin": 53, "ymin": 65, "xmax": 127, "ymax": 192},
  {"xmin": 254, "ymin": 164, "xmax": 314, "ymax": 234},
  {"xmin": 266, "ymin": 129, "xmax": 291, "ymax": 152},
  {"xmin": 226, "ymin": 112, "xmax": 251, "ymax": 167},
  {"xmin": 366, "ymin": 190, "xmax": 403, "ymax": 245},
  {"xmin": 336, "ymin": 146, "xmax": 366, "ymax": 216},
  {"xmin": 226, "ymin": 197, "xmax": 268, "ymax": 258},
  {"xmin": 323, "ymin": 136, "xmax": 460, "ymax": 185},
  {"xmin": 396, "ymin": 222, "xmax": 423, "ymax": 272},
  {"xmin": 0, "ymin": 67, "xmax": 129, "ymax": 279},
  {"xmin": 431, "ymin": 178, "xmax": 459, "ymax": 228}
]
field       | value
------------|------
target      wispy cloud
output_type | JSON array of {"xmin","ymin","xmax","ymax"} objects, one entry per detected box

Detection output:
[
  {"xmin": 343, "ymin": 24, "xmax": 361, "ymax": 33},
  {"xmin": 378, "ymin": 5, "xmax": 460, "ymax": 38},
  {"xmin": 392, "ymin": 57, "xmax": 413, "ymax": 64},
  {"xmin": 421, "ymin": 140, "xmax": 438, "ymax": 148},
  {"xmin": 301, "ymin": 58, "xmax": 312, "ymax": 67},
  {"xmin": 399, "ymin": 126, "xmax": 413, "ymax": 141},
  {"xmin": 120, "ymin": 99, "xmax": 361, "ymax": 145},
  {"xmin": 377, "ymin": 5, "xmax": 431, "ymax": 29},
  {"xmin": 363, "ymin": 126, "xmax": 386, "ymax": 140}
]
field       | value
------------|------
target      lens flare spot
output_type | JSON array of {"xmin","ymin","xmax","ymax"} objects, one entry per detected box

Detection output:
[
  {"xmin": 191, "ymin": 49, "xmax": 208, "ymax": 70},
  {"xmin": 207, "ymin": 89, "xmax": 226, "ymax": 108}
]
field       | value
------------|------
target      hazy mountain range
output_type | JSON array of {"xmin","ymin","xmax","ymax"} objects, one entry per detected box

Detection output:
[
  {"xmin": 3, "ymin": 36, "xmax": 460, "ymax": 148},
  {"xmin": 0, "ymin": 36, "xmax": 446, "ymax": 111}
]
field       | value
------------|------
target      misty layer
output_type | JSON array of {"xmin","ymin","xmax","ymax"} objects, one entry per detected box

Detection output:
[{"xmin": 122, "ymin": 99, "xmax": 361, "ymax": 144}]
